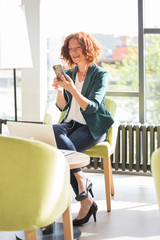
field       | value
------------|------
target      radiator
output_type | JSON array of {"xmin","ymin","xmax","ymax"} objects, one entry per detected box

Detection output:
[{"xmin": 88, "ymin": 124, "xmax": 160, "ymax": 173}]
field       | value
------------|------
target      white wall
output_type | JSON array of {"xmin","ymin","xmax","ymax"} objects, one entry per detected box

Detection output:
[{"xmin": 21, "ymin": 0, "xmax": 47, "ymax": 121}]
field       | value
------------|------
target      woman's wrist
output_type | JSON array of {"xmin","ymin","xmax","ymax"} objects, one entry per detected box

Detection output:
[{"xmin": 70, "ymin": 86, "xmax": 78, "ymax": 96}]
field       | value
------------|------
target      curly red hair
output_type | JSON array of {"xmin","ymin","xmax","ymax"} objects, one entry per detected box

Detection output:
[{"xmin": 61, "ymin": 32, "xmax": 101, "ymax": 69}]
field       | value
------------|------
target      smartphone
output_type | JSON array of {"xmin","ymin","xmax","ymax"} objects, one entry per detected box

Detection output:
[{"xmin": 53, "ymin": 64, "xmax": 66, "ymax": 81}]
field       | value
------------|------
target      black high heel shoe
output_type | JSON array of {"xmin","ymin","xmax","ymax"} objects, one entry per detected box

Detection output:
[
  {"xmin": 73, "ymin": 201, "xmax": 98, "ymax": 226},
  {"xmin": 75, "ymin": 178, "xmax": 94, "ymax": 201}
]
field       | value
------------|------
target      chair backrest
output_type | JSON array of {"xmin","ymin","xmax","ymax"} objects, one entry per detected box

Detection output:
[
  {"xmin": 43, "ymin": 102, "xmax": 62, "ymax": 125},
  {"xmin": 151, "ymin": 148, "xmax": 160, "ymax": 211},
  {"xmin": 0, "ymin": 135, "xmax": 71, "ymax": 231},
  {"xmin": 105, "ymin": 97, "xmax": 119, "ymax": 152},
  {"xmin": 105, "ymin": 96, "xmax": 117, "ymax": 119}
]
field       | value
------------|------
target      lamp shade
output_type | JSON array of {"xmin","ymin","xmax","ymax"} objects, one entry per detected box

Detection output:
[{"xmin": 0, "ymin": 4, "xmax": 32, "ymax": 69}]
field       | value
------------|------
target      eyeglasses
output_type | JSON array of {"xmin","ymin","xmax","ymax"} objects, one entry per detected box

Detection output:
[{"xmin": 68, "ymin": 46, "xmax": 81, "ymax": 52}]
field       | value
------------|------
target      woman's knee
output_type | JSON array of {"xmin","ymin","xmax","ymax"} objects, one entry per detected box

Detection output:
[{"xmin": 52, "ymin": 124, "xmax": 64, "ymax": 136}]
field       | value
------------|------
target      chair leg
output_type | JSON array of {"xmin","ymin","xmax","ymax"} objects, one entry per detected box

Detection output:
[
  {"xmin": 25, "ymin": 230, "xmax": 37, "ymax": 240},
  {"xmin": 62, "ymin": 205, "xmax": 74, "ymax": 240},
  {"xmin": 110, "ymin": 159, "xmax": 115, "ymax": 196},
  {"xmin": 103, "ymin": 157, "xmax": 112, "ymax": 212}
]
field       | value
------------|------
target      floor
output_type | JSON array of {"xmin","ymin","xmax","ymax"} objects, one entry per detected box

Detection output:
[{"xmin": 1, "ymin": 172, "xmax": 160, "ymax": 240}]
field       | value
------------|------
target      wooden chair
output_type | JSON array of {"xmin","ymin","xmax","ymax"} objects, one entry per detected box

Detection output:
[
  {"xmin": 151, "ymin": 148, "xmax": 160, "ymax": 211},
  {"xmin": 43, "ymin": 96, "xmax": 119, "ymax": 212},
  {"xmin": 84, "ymin": 97, "xmax": 119, "ymax": 212}
]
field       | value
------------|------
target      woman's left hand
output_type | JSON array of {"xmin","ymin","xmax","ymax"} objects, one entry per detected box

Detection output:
[
  {"xmin": 58, "ymin": 73, "xmax": 76, "ymax": 94},
  {"xmin": 59, "ymin": 73, "xmax": 88, "ymax": 110}
]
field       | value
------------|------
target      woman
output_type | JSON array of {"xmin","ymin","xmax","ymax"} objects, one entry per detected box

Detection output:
[{"xmin": 52, "ymin": 32, "xmax": 114, "ymax": 226}]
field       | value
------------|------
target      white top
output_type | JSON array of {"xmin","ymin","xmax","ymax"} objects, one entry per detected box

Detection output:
[{"xmin": 65, "ymin": 74, "xmax": 86, "ymax": 125}]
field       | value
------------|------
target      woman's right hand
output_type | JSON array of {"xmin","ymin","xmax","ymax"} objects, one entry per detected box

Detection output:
[{"xmin": 52, "ymin": 77, "xmax": 66, "ymax": 109}]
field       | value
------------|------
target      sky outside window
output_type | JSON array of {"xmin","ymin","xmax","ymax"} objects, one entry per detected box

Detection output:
[{"xmin": 41, "ymin": 0, "xmax": 138, "ymax": 37}]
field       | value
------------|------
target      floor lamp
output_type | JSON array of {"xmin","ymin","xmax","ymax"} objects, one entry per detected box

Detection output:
[{"xmin": 0, "ymin": 3, "xmax": 32, "ymax": 122}]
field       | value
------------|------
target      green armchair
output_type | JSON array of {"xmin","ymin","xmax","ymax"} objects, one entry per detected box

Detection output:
[
  {"xmin": 151, "ymin": 148, "xmax": 160, "ymax": 211},
  {"xmin": 43, "ymin": 96, "xmax": 119, "ymax": 212},
  {"xmin": 84, "ymin": 97, "xmax": 118, "ymax": 212},
  {"xmin": 0, "ymin": 135, "xmax": 73, "ymax": 240}
]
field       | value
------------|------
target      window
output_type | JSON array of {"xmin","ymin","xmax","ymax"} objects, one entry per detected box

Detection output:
[
  {"xmin": 0, "ymin": 70, "xmax": 21, "ymax": 120},
  {"xmin": 43, "ymin": 0, "xmax": 138, "ymax": 122},
  {"xmin": 144, "ymin": 0, "xmax": 160, "ymax": 28},
  {"xmin": 145, "ymin": 34, "xmax": 160, "ymax": 124},
  {"xmin": 143, "ymin": 0, "xmax": 160, "ymax": 124}
]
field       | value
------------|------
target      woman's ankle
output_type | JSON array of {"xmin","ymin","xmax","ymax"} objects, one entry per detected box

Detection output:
[{"xmin": 81, "ymin": 196, "xmax": 93, "ymax": 206}]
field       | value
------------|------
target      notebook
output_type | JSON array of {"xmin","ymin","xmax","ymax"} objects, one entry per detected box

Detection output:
[
  {"xmin": 7, "ymin": 121, "xmax": 57, "ymax": 147},
  {"xmin": 7, "ymin": 121, "xmax": 75, "ymax": 156}
]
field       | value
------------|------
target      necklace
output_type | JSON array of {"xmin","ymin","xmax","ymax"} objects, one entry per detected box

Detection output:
[{"xmin": 79, "ymin": 65, "xmax": 87, "ymax": 78}]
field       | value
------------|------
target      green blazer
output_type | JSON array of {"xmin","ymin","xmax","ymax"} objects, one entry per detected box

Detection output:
[{"xmin": 58, "ymin": 64, "xmax": 114, "ymax": 139}]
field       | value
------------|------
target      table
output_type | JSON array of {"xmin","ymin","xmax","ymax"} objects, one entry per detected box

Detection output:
[
  {"xmin": 65, "ymin": 151, "xmax": 90, "ymax": 169},
  {"xmin": 16, "ymin": 151, "xmax": 90, "ymax": 240}
]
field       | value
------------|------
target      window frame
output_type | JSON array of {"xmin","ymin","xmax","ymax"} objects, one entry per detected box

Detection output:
[{"xmin": 107, "ymin": 0, "xmax": 160, "ymax": 123}]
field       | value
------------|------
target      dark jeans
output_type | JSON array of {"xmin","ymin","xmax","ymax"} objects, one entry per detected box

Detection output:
[{"xmin": 53, "ymin": 120, "xmax": 106, "ymax": 195}]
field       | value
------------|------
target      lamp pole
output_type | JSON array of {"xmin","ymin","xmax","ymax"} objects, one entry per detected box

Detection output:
[{"xmin": 13, "ymin": 69, "xmax": 17, "ymax": 121}]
